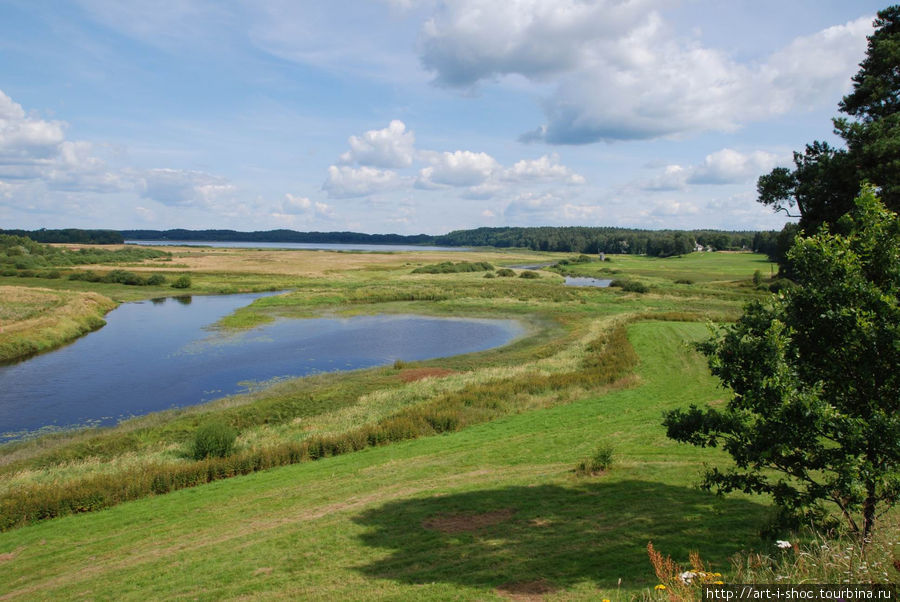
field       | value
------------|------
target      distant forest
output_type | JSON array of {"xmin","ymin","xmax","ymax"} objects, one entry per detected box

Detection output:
[
  {"xmin": 0, "ymin": 229, "xmax": 124, "ymax": 244},
  {"xmin": 4, "ymin": 226, "xmax": 785, "ymax": 259},
  {"xmin": 123, "ymin": 227, "xmax": 782, "ymax": 258}
]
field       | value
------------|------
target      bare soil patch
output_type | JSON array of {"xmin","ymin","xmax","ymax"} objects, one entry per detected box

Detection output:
[
  {"xmin": 421, "ymin": 508, "xmax": 516, "ymax": 534},
  {"xmin": 495, "ymin": 579, "xmax": 558, "ymax": 600},
  {"xmin": 397, "ymin": 368, "xmax": 458, "ymax": 382}
]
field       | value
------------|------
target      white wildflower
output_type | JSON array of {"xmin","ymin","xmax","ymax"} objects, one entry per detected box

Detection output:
[
  {"xmin": 775, "ymin": 540, "xmax": 792, "ymax": 549},
  {"xmin": 679, "ymin": 571, "xmax": 697, "ymax": 585}
]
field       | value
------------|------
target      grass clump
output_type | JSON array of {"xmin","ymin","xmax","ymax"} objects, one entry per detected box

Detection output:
[
  {"xmin": 575, "ymin": 444, "xmax": 614, "ymax": 476},
  {"xmin": 191, "ymin": 421, "xmax": 238, "ymax": 460},
  {"xmin": 496, "ymin": 268, "xmax": 516, "ymax": 277},
  {"xmin": 610, "ymin": 279, "xmax": 650, "ymax": 293},
  {"xmin": 412, "ymin": 261, "xmax": 494, "ymax": 274},
  {"xmin": 519, "ymin": 270, "xmax": 540, "ymax": 279}
]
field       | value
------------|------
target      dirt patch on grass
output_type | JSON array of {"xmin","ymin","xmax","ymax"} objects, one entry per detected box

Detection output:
[
  {"xmin": 422, "ymin": 508, "xmax": 516, "ymax": 534},
  {"xmin": 495, "ymin": 579, "xmax": 558, "ymax": 600},
  {"xmin": 0, "ymin": 547, "xmax": 20, "ymax": 563},
  {"xmin": 397, "ymin": 368, "xmax": 459, "ymax": 382}
]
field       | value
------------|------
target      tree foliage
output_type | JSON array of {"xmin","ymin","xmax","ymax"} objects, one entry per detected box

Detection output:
[
  {"xmin": 757, "ymin": 6, "xmax": 900, "ymax": 233},
  {"xmin": 664, "ymin": 187, "xmax": 900, "ymax": 537}
]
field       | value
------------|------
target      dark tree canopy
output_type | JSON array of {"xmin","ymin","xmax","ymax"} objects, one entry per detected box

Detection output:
[
  {"xmin": 757, "ymin": 6, "xmax": 900, "ymax": 233},
  {"xmin": 665, "ymin": 186, "xmax": 900, "ymax": 537}
]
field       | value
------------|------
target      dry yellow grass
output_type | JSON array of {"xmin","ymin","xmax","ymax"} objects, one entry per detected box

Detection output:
[
  {"xmin": 0, "ymin": 286, "xmax": 117, "ymax": 362},
  {"xmin": 68, "ymin": 244, "xmax": 549, "ymax": 277}
]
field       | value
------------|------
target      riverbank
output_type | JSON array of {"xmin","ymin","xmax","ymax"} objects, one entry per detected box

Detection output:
[{"xmin": 0, "ymin": 286, "xmax": 117, "ymax": 363}]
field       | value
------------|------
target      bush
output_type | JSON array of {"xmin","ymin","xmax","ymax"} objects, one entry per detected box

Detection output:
[
  {"xmin": 610, "ymin": 279, "xmax": 649, "ymax": 293},
  {"xmin": 674, "ymin": 279, "xmax": 693, "ymax": 285},
  {"xmin": 752, "ymin": 269, "xmax": 764, "ymax": 286},
  {"xmin": 519, "ymin": 270, "xmax": 540, "ymax": 279},
  {"xmin": 483, "ymin": 272, "xmax": 496, "ymax": 278},
  {"xmin": 146, "ymin": 274, "xmax": 167, "ymax": 286},
  {"xmin": 496, "ymin": 268, "xmax": 516, "ymax": 277},
  {"xmin": 575, "ymin": 445, "xmax": 614, "ymax": 476},
  {"xmin": 191, "ymin": 421, "xmax": 237, "ymax": 460},
  {"xmin": 172, "ymin": 275, "xmax": 192, "ymax": 289},
  {"xmin": 412, "ymin": 261, "xmax": 494, "ymax": 274},
  {"xmin": 622, "ymin": 281, "xmax": 649, "ymax": 293},
  {"xmin": 768, "ymin": 278, "xmax": 797, "ymax": 293},
  {"xmin": 103, "ymin": 269, "xmax": 146, "ymax": 285}
]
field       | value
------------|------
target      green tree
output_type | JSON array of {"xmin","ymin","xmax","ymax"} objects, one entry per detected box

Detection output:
[
  {"xmin": 664, "ymin": 186, "xmax": 900, "ymax": 537},
  {"xmin": 757, "ymin": 6, "xmax": 900, "ymax": 234}
]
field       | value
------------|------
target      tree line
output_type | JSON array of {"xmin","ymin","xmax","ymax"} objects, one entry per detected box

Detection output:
[{"xmin": 120, "ymin": 227, "xmax": 771, "ymax": 258}]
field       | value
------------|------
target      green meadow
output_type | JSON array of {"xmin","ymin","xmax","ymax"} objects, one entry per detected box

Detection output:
[{"xmin": 0, "ymin": 248, "xmax": 891, "ymax": 599}]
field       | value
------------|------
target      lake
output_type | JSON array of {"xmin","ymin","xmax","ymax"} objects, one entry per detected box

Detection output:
[
  {"xmin": 0, "ymin": 293, "xmax": 523, "ymax": 441},
  {"xmin": 125, "ymin": 240, "xmax": 470, "ymax": 252}
]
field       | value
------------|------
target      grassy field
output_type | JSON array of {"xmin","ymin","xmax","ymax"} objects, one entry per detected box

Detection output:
[
  {"xmin": 2, "ymin": 247, "xmax": 888, "ymax": 599},
  {"xmin": 0, "ymin": 286, "xmax": 117, "ymax": 362}
]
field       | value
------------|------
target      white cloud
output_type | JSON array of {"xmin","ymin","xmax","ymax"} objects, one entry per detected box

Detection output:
[
  {"xmin": 0, "ymin": 90, "xmax": 66, "ymax": 159},
  {"xmin": 282, "ymin": 193, "xmax": 312, "ymax": 213},
  {"xmin": 339, "ymin": 120, "xmax": 416, "ymax": 168},
  {"xmin": 688, "ymin": 149, "xmax": 780, "ymax": 185},
  {"xmin": 417, "ymin": 150, "xmax": 499, "ymax": 187},
  {"xmin": 419, "ymin": 0, "xmax": 653, "ymax": 87},
  {"xmin": 139, "ymin": 168, "xmax": 236, "ymax": 206},
  {"xmin": 323, "ymin": 165, "xmax": 404, "ymax": 198},
  {"xmin": 637, "ymin": 148, "xmax": 782, "ymax": 190},
  {"xmin": 502, "ymin": 153, "xmax": 585, "ymax": 184},
  {"xmin": 417, "ymin": 1, "xmax": 872, "ymax": 143}
]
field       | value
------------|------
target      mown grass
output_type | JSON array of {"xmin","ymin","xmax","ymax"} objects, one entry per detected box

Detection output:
[{"xmin": 0, "ymin": 321, "xmax": 777, "ymax": 600}]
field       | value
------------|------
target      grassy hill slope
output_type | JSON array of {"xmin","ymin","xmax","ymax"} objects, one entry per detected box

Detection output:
[{"xmin": 0, "ymin": 321, "xmax": 769, "ymax": 600}]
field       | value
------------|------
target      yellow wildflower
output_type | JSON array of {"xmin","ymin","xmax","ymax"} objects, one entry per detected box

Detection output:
[{"xmin": 655, "ymin": 584, "xmax": 667, "ymax": 590}]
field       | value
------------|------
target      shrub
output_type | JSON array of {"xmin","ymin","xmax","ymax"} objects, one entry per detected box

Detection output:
[
  {"xmin": 610, "ymin": 279, "xmax": 649, "ymax": 293},
  {"xmin": 575, "ymin": 445, "xmax": 614, "ymax": 476},
  {"xmin": 752, "ymin": 269, "xmax": 764, "ymax": 286},
  {"xmin": 768, "ymin": 278, "xmax": 797, "ymax": 293},
  {"xmin": 496, "ymin": 268, "xmax": 516, "ymax": 277},
  {"xmin": 622, "ymin": 281, "xmax": 649, "ymax": 293},
  {"xmin": 103, "ymin": 269, "xmax": 146, "ymax": 285},
  {"xmin": 172, "ymin": 275, "xmax": 192, "ymax": 289},
  {"xmin": 519, "ymin": 270, "xmax": 540, "ymax": 279},
  {"xmin": 146, "ymin": 274, "xmax": 167, "ymax": 286},
  {"xmin": 412, "ymin": 261, "xmax": 494, "ymax": 274},
  {"xmin": 191, "ymin": 421, "xmax": 237, "ymax": 460},
  {"xmin": 674, "ymin": 279, "xmax": 693, "ymax": 285},
  {"xmin": 483, "ymin": 272, "xmax": 496, "ymax": 278}
]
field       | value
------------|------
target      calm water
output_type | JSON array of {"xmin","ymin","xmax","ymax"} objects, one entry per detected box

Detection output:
[
  {"xmin": 126, "ymin": 240, "xmax": 470, "ymax": 252},
  {"xmin": 0, "ymin": 293, "xmax": 523, "ymax": 440},
  {"xmin": 564, "ymin": 276, "xmax": 612, "ymax": 287}
]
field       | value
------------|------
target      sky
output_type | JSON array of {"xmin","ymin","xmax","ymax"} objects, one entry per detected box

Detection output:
[{"xmin": 0, "ymin": 0, "xmax": 888, "ymax": 234}]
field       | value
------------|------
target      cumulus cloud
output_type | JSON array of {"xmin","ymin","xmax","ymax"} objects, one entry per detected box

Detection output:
[
  {"xmin": 417, "ymin": 150, "xmax": 499, "ymax": 187},
  {"xmin": 502, "ymin": 154, "xmax": 585, "ymax": 184},
  {"xmin": 419, "ymin": 0, "xmax": 653, "ymax": 87},
  {"xmin": 339, "ymin": 120, "xmax": 416, "ymax": 168},
  {"xmin": 417, "ymin": 1, "xmax": 872, "ymax": 143},
  {"xmin": 638, "ymin": 148, "xmax": 781, "ymax": 191},
  {"xmin": 139, "ymin": 168, "xmax": 236, "ymax": 206},
  {"xmin": 328, "ymin": 122, "xmax": 584, "ymax": 200},
  {"xmin": 323, "ymin": 165, "xmax": 404, "ymax": 198},
  {"xmin": 0, "ymin": 89, "xmax": 134, "ymax": 196},
  {"xmin": 282, "ymin": 193, "xmax": 312, "ymax": 213}
]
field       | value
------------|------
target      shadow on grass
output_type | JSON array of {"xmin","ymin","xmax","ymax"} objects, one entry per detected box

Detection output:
[{"xmin": 352, "ymin": 479, "xmax": 767, "ymax": 591}]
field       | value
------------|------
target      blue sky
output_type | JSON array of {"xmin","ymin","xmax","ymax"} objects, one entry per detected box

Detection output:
[{"xmin": 0, "ymin": 0, "xmax": 887, "ymax": 234}]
